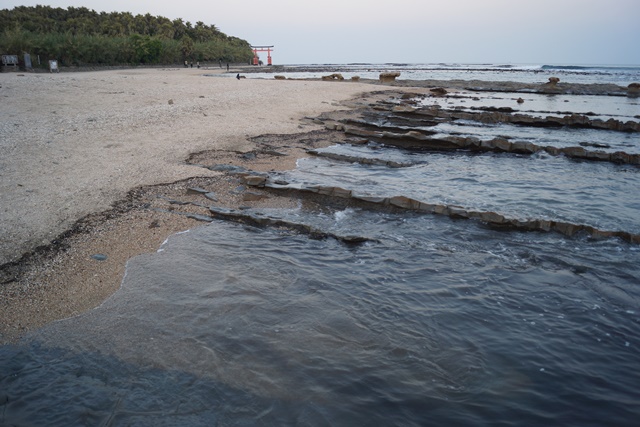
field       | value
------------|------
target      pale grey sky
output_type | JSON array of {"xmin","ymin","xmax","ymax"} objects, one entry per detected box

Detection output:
[{"xmin": 2, "ymin": 0, "xmax": 639, "ymax": 65}]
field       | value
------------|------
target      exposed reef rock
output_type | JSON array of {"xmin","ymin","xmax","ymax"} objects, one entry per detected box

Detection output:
[
  {"xmin": 241, "ymin": 66, "xmax": 632, "ymax": 95},
  {"xmin": 379, "ymin": 72, "xmax": 401, "ymax": 83},
  {"xmin": 430, "ymin": 87, "xmax": 448, "ymax": 96},
  {"xmin": 324, "ymin": 114, "xmax": 638, "ymax": 164},
  {"xmin": 377, "ymin": 102, "xmax": 640, "ymax": 133},
  {"xmin": 385, "ymin": 79, "xmax": 629, "ymax": 96},
  {"xmin": 311, "ymin": 91, "xmax": 640, "ymax": 165},
  {"xmin": 322, "ymin": 73, "xmax": 345, "ymax": 81},
  {"xmin": 180, "ymin": 90, "xmax": 640, "ymax": 246},
  {"xmin": 306, "ymin": 149, "xmax": 418, "ymax": 168},
  {"xmin": 207, "ymin": 206, "xmax": 376, "ymax": 244},
  {"xmin": 185, "ymin": 159, "xmax": 640, "ymax": 244},
  {"xmin": 244, "ymin": 178, "xmax": 640, "ymax": 244}
]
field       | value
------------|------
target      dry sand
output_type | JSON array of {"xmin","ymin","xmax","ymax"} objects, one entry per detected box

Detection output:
[{"xmin": 0, "ymin": 66, "xmax": 378, "ymax": 343}]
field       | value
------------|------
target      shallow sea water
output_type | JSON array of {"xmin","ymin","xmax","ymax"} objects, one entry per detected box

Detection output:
[
  {"xmin": 2, "ymin": 215, "xmax": 639, "ymax": 426},
  {"xmin": 1, "ymin": 66, "xmax": 640, "ymax": 426}
]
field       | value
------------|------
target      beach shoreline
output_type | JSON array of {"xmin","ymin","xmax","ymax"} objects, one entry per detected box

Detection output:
[
  {"xmin": 1, "ymin": 66, "xmax": 636, "ymax": 344},
  {"xmin": 0, "ymin": 67, "xmax": 382, "ymax": 343}
]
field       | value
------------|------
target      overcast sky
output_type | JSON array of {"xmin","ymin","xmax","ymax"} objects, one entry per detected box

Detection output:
[{"xmin": 3, "ymin": 0, "xmax": 639, "ymax": 65}]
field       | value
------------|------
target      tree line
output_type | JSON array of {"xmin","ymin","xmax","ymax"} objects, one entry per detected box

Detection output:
[{"xmin": 0, "ymin": 5, "xmax": 254, "ymax": 67}]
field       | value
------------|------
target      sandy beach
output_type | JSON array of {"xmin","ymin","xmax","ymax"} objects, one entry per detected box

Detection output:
[{"xmin": 0, "ymin": 67, "xmax": 379, "ymax": 342}]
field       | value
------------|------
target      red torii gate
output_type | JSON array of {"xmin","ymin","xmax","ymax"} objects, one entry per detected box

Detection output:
[{"xmin": 251, "ymin": 45, "xmax": 274, "ymax": 66}]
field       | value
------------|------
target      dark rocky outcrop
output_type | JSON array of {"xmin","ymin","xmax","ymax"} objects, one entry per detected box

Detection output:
[
  {"xmin": 379, "ymin": 72, "xmax": 401, "ymax": 83},
  {"xmin": 339, "ymin": 122, "xmax": 640, "ymax": 164},
  {"xmin": 306, "ymin": 149, "xmax": 418, "ymax": 168},
  {"xmin": 405, "ymin": 105, "xmax": 640, "ymax": 133},
  {"xmin": 430, "ymin": 87, "xmax": 448, "ymax": 96},
  {"xmin": 322, "ymin": 73, "xmax": 345, "ymax": 81},
  {"xmin": 208, "ymin": 206, "xmax": 376, "ymax": 244}
]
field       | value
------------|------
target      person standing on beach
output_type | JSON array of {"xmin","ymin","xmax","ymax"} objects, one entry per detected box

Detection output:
[{"xmin": 226, "ymin": 63, "xmax": 229, "ymax": 71}]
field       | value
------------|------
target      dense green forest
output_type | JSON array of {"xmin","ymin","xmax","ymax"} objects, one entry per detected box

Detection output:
[{"xmin": 0, "ymin": 5, "xmax": 254, "ymax": 67}]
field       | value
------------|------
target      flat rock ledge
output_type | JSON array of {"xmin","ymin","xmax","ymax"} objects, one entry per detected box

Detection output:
[
  {"xmin": 207, "ymin": 206, "xmax": 376, "ymax": 244},
  {"xmin": 318, "ymin": 103, "xmax": 640, "ymax": 165},
  {"xmin": 388, "ymin": 104, "xmax": 640, "ymax": 133},
  {"xmin": 340, "ymin": 124, "xmax": 640, "ymax": 165},
  {"xmin": 239, "ymin": 175, "xmax": 640, "ymax": 244}
]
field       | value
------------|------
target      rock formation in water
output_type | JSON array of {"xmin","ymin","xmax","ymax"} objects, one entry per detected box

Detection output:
[
  {"xmin": 322, "ymin": 73, "xmax": 345, "ymax": 81},
  {"xmin": 235, "ymin": 176, "xmax": 640, "ymax": 244},
  {"xmin": 379, "ymin": 72, "xmax": 401, "ymax": 83}
]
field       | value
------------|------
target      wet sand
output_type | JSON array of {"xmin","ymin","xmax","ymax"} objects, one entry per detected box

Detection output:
[{"xmin": 0, "ymin": 67, "xmax": 380, "ymax": 343}]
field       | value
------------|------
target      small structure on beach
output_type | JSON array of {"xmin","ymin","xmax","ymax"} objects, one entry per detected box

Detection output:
[
  {"xmin": 1, "ymin": 54, "xmax": 19, "ymax": 72},
  {"xmin": 48, "ymin": 59, "xmax": 59, "ymax": 73}
]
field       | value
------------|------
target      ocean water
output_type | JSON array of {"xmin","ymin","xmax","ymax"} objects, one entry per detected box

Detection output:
[
  {"xmin": 241, "ymin": 63, "xmax": 640, "ymax": 85},
  {"xmin": 1, "ymin": 65, "xmax": 640, "ymax": 426}
]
